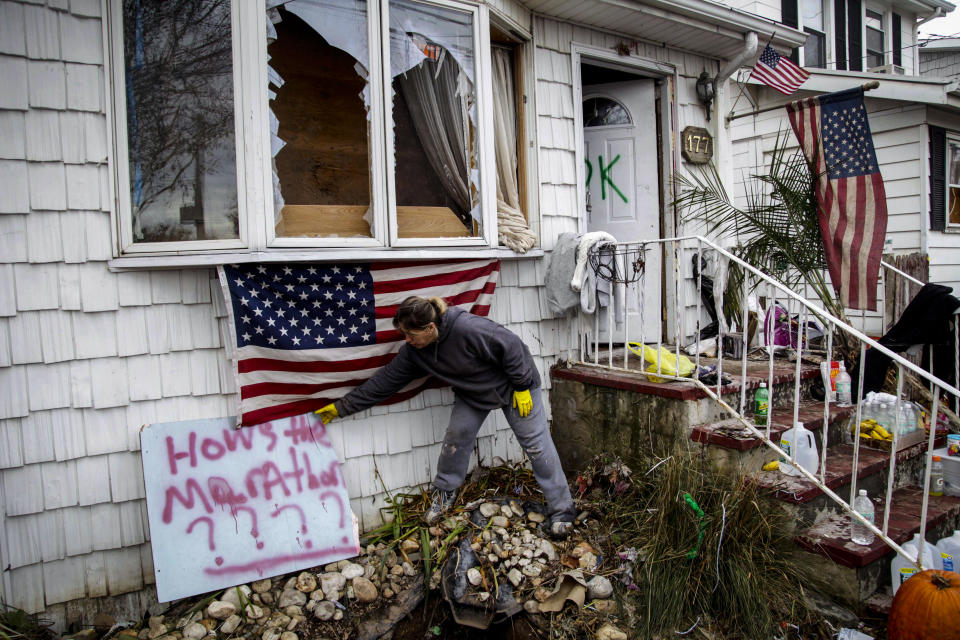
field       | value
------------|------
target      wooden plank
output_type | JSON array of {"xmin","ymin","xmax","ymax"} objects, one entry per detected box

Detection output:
[{"xmin": 276, "ymin": 204, "xmax": 471, "ymax": 238}]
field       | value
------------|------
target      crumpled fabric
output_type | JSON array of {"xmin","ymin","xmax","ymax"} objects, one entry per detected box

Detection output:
[
  {"xmin": 544, "ymin": 232, "xmax": 581, "ymax": 316},
  {"xmin": 571, "ymin": 231, "xmax": 617, "ymax": 292}
]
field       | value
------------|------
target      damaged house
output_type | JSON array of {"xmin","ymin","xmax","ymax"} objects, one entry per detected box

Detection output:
[{"xmin": 1, "ymin": 0, "xmax": 958, "ymax": 627}]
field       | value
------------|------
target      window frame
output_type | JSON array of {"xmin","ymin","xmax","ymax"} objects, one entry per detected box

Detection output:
[
  {"xmin": 945, "ymin": 132, "xmax": 960, "ymax": 231},
  {"xmin": 105, "ymin": 0, "xmax": 521, "ymax": 259},
  {"xmin": 800, "ymin": 0, "xmax": 826, "ymax": 68},
  {"xmin": 106, "ymin": 0, "xmax": 251, "ymax": 255},
  {"xmin": 864, "ymin": 6, "xmax": 886, "ymax": 69},
  {"xmin": 384, "ymin": 0, "xmax": 497, "ymax": 249}
]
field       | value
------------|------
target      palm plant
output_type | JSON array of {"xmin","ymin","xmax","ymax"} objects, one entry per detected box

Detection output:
[{"xmin": 673, "ymin": 132, "xmax": 850, "ymax": 337}]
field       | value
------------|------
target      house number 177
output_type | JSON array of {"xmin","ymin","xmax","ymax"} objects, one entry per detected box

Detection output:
[{"xmin": 681, "ymin": 126, "xmax": 712, "ymax": 164}]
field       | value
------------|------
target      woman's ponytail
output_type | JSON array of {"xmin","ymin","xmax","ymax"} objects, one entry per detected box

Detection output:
[
  {"xmin": 393, "ymin": 295, "xmax": 447, "ymax": 331},
  {"xmin": 428, "ymin": 296, "xmax": 447, "ymax": 317}
]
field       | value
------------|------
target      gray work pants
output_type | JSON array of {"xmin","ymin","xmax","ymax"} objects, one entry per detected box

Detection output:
[{"xmin": 433, "ymin": 387, "xmax": 576, "ymax": 522}]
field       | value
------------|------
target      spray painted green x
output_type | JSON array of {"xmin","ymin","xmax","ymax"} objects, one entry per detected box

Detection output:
[{"xmin": 584, "ymin": 154, "xmax": 629, "ymax": 204}]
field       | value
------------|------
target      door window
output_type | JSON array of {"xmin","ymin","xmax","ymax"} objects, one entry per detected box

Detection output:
[{"xmin": 583, "ymin": 97, "xmax": 632, "ymax": 127}]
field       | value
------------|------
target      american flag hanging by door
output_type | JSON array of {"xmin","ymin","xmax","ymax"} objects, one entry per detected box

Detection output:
[
  {"xmin": 219, "ymin": 259, "xmax": 500, "ymax": 426},
  {"xmin": 787, "ymin": 87, "xmax": 887, "ymax": 311}
]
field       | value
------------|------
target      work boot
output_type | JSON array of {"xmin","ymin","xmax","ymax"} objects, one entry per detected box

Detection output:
[
  {"xmin": 549, "ymin": 519, "xmax": 573, "ymax": 539},
  {"xmin": 424, "ymin": 488, "xmax": 458, "ymax": 524}
]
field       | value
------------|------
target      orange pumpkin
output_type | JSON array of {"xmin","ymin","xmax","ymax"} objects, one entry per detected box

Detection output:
[{"xmin": 888, "ymin": 569, "xmax": 960, "ymax": 640}]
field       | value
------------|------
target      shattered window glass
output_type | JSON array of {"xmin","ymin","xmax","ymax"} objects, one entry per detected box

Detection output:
[
  {"xmin": 390, "ymin": 0, "xmax": 482, "ymax": 239},
  {"xmin": 268, "ymin": 0, "xmax": 374, "ymax": 239},
  {"xmin": 583, "ymin": 97, "xmax": 631, "ymax": 127},
  {"xmin": 123, "ymin": 0, "xmax": 239, "ymax": 243}
]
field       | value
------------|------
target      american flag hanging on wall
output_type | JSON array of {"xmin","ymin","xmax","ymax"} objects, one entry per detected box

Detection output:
[
  {"xmin": 787, "ymin": 87, "xmax": 887, "ymax": 311},
  {"xmin": 219, "ymin": 259, "xmax": 500, "ymax": 426}
]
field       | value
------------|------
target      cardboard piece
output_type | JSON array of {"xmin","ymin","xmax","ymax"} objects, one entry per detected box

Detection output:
[{"xmin": 538, "ymin": 570, "xmax": 589, "ymax": 613}]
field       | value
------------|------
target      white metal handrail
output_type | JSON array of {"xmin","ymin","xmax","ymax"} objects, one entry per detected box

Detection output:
[{"xmin": 569, "ymin": 234, "xmax": 960, "ymax": 570}]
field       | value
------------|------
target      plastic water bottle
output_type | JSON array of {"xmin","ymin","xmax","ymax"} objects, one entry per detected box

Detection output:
[
  {"xmin": 877, "ymin": 403, "xmax": 892, "ymax": 436},
  {"xmin": 861, "ymin": 398, "xmax": 875, "ymax": 424},
  {"xmin": 754, "ymin": 382, "xmax": 769, "ymax": 427},
  {"xmin": 900, "ymin": 399, "xmax": 917, "ymax": 434},
  {"xmin": 836, "ymin": 362, "xmax": 852, "ymax": 406},
  {"xmin": 891, "ymin": 534, "xmax": 937, "ymax": 595},
  {"xmin": 851, "ymin": 489, "xmax": 875, "ymax": 545},
  {"xmin": 936, "ymin": 530, "xmax": 960, "ymax": 572},
  {"xmin": 931, "ymin": 456, "xmax": 945, "ymax": 497}
]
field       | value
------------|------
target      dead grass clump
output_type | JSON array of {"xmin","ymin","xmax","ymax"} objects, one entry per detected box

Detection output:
[
  {"xmin": 602, "ymin": 455, "xmax": 812, "ymax": 639},
  {"xmin": 0, "ymin": 604, "xmax": 57, "ymax": 640}
]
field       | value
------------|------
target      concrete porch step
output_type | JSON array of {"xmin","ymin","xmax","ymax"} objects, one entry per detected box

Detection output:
[
  {"xmin": 795, "ymin": 486, "xmax": 960, "ymax": 569},
  {"xmin": 568, "ymin": 350, "xmax": 822, "ymax": 402},
  {"xmin": 690, "ymin": 400, "xmax": 856, "ymax": 451},
  {"xmin": 754, "ymin": 441, "xmax": 933, "ymax": 505}
]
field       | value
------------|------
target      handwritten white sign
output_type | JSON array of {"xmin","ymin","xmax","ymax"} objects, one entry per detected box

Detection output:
[{"xmin": 140, "ymin": 413, "xmax": 359, "ymax": 602}]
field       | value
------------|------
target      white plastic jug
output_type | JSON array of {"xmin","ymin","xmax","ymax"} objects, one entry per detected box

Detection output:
[
  {"xmin": 891, "ymin": 534, "xmax": 937, "ymax": 595},
  {"xmin": 936, "ymin": 530, "xmax": 960, "ymax": 572},
  {"xmin": 779, "ymin": 422, "xmax": 819, "ymax": 477}
]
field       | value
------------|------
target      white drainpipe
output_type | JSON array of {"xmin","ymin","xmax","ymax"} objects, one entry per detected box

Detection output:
[
  {"xmin": 712, "ymin": 31, "xmax": 758, "ymax": 239},
  {"xmin": 715, "ymin": 31, "xmax": 759, "ymax": 89}
]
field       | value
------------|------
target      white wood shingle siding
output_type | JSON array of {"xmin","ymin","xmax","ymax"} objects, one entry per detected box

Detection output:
[
  {"xmin": 0, "ymin": 0, "xmax": 772, "ymax": 620},
  {"xmin": 0, "ymin": 0, "xmax": 565, "ymax": 619}
]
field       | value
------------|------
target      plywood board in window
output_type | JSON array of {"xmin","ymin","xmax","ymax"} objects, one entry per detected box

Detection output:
[{"xmin": 276, "ymin": 205, "xmax": 470, "ymax": 238}]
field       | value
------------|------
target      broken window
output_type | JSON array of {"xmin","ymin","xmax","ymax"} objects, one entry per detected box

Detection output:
[
  {"xmin": 121, "ymin": 0, "xmax": 240, "ymax": 244},
  {"xmin": 109, "ymin": 0, "xmax": 533, "ymax": 256},
  {"xmin": 268, "ymin": 0, "xmax": 375, "ymax": 239},
  {"xmin": 391, "ymin": 0, "xmax": 481, "ymax": 239}
]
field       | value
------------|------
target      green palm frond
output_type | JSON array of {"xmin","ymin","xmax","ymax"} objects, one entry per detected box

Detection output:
[{"xmin": 674, "ymin": 131, "xmax": 848, "ymax": 326}]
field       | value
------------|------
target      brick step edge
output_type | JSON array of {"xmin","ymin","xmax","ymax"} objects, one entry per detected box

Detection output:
[
  {"xmin": 795, "ymin": 486, "xmax": 960, "ymax": 568},
  {"xmin": 690, "ymin": 401, "xmax": 855, "ymax": 451},
  {"xmin": 551, "ymin": 359, "xmax": 819, "ymax": 402},
  {"xmin": 755, "ymin": 438, "xmax": 945, "ymax": 504}
]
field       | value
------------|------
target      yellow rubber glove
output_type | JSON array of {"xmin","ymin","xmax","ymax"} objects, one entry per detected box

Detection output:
[
  {"xmin": 513, "ymin": 389, "xmax": 533, "ymax": 418},
  {"xmin": 314, "ymin": 403, "xmax": 339, "ymax": 424}
]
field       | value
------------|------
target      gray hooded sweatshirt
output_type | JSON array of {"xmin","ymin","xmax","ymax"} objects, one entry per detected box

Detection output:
[{"xmin": 334, "ymin": 307, "xmax": 540, "ymax": 416}]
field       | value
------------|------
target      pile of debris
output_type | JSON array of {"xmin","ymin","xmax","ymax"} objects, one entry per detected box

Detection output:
[
  {"xmin": 430, "ymin": 497, "xmax": 616, "ymax": 629},
  {"xmin": 49, "ymin": 457, "xmax": 864, "ymax": 640},
  {"xmin": 135, "ymin": 541, "xmax": 425, "ymax": 640}
]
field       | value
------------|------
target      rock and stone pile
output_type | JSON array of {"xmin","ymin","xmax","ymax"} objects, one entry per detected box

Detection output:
[
  {"xmin": 78, "ymin": 492, "xmax": 631, "ymax": 640},
  {"xmin": 137, "ymin": 540, "xmax": 423, "ymax": 640}
]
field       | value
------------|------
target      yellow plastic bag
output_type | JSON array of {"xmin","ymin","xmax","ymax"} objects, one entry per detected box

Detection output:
[{"xmin": 627, "ymin": 342, "xmax": 696, "ymax": 383}]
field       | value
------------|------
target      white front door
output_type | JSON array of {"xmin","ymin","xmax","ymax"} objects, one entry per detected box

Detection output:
[{"xmin": 583, "ymin": 79, "xmax": 661, "ymax": 343}]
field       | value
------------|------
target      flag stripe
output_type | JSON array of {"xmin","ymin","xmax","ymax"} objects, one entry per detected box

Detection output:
[
  {"xmin": 241, "ymin": 378, "xmax": 371, "ymax": 400},
  {"xmin": 241, "ymin": 378, "xmax": 442, "ymax": 426},
  {"xmin": 238, "ymin": 352, "xmax": 395, "ymax": 373},
  {"xmin": 221, "ymin": 260, "xmax": 501, "ymax": 426},
  {"xmin": 373, "ymin": 262, "xmax": 498, "ymax": 294},
  {"xmin": 375, "ymin": 280, "xmax": 497, "ymax": 318}
]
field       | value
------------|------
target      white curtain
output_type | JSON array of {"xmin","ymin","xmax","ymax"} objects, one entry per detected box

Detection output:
[
  {"xmin": 492, "ymin": 48, "xmax": 535, "ymax": 253},
  {"xmin": 398, "ymin": 58, "xmax": 474, "ymax": 218}
]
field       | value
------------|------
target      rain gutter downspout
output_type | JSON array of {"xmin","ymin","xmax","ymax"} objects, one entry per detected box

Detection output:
[
  {"xmin": 715, "ymin": 30, "xmax": 758, "ymax": 89},
  {"xmin": 712, "ymin": 31, "xmax": 757, "ymax": 247}
]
